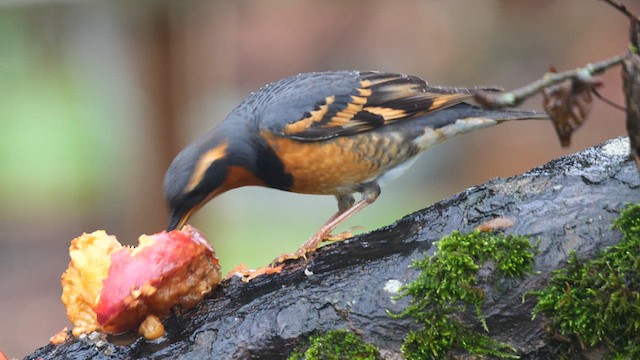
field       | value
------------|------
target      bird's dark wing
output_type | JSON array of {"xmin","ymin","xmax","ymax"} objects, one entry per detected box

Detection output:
[{"xmin": 269, "ymin": 71, "xmax": 483, "ymax": 141}]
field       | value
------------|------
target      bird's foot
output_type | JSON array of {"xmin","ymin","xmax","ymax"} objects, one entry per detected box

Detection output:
[
  {"xmin": 225, "ymin": 263, "xmax": 285, "ymax": 282},
  {"xmin": 271, "ymin": 232, "xmax": 327, "ymax": 266},
  {"xmin": 322, "ymin": 226, "xmax": 366, "ymax": 242},
  {"xmin": 271, "ymin": 250, "xmax": 305, "ymax": 267},
  {"xmin": 271, "ymin": 226, "xmax": 366, "ymax": 266},
  {"xmin": 272, "ymin": 244, "xmax": 313, "ymax": 266}
]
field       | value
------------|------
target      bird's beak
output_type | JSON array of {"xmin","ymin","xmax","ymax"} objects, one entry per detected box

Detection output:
[{"xmin": 167, "ymin": 208, "xmax": 193, "ymax": 231}]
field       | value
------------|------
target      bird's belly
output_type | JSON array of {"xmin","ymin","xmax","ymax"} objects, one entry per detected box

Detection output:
[{"xmin": 262, "ymin": 131, "xmax": 418, "ymax": 195}]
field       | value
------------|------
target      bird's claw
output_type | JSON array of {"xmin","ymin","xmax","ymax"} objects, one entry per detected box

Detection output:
[
  {"xmin": 323, "ymin": 226, "xmax": 367, "ymax": 242},
  {"xmin": 271, "ymin": 227, "xmax": 366, "ymax": 266},
  {"xmin": 271, "ymin": 249, "xmax": 308, "ymax": 267},
  {"xmin": 226, "ymin": 263, "xmax": 285, "ymax": 282}
]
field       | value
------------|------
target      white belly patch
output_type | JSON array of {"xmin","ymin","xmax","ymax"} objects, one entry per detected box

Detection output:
[{"xmin": 412, "ymin": 117, "xmax": 499, "ymax": 151}]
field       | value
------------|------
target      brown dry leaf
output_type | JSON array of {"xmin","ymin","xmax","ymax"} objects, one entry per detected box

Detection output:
[
  {"xmin": 543, "ymin": 68, "xmax": 601, "ymax": 147},
  {"xmin": 474, "ymin": 217, "xmax": 515, "ymax": 232}
]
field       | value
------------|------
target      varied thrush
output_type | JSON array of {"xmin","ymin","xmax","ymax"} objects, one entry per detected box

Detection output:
[{"xmin": 164, "ymin": 71, "xmax": 545, "ymax": 261}]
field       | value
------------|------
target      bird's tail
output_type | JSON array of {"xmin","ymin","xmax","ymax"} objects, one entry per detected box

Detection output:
[
  {"xmin": 412, "ymin": 103, "xmax": 548, "ymax": 150},
  {"xmin": 485, "ymin": 108, "xmax": 549, "ymax": 122}
]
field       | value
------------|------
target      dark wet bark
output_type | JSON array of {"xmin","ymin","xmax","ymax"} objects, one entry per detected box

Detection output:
[
  {"xmin": 27, "ymin": 137, "xmax": 639, "ymax": 360},
  {"xmin": 622, "ymin": 47, "xmax": 640, "ymax": 169}
]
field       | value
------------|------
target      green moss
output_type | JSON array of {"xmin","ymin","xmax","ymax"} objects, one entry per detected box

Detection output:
[
  {"xmin": 393, "ymin": 230, "xmax": 537, "ymax": 359},
  {"xmin": 288, "ymin": 330, "xmax": 380, "ymax": 360},
  {"xmin": 532, "ymin": 203, "xmax": 640, "ymax": 358}
]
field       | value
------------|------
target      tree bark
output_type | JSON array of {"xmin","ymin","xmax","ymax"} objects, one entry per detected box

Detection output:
[{"xmin": 27, "ymin": 137, "xmax": 639, "ymax": 360}]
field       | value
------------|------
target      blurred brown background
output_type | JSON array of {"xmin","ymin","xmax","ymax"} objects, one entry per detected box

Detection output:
[{"xmin": 0, "ymin": 0, "xmax": 634, "ymax": 357}]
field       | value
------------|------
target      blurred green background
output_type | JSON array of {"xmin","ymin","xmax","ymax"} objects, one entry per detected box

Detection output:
[{"xmin": 0, "ymin": 0, "xmax": 633, "ymax": 357}]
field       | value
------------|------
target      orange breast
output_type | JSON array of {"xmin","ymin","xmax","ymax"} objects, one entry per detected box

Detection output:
[{"xmin": 261, "ymin": 131, "xmax": 412, "ymax": 195}]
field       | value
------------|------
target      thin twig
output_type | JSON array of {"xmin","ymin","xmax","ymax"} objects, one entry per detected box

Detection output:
[
  {"xmin": 600, "ymin": 0, "xmax": 638, "ymax": 20},
  {"xmin": 474, "ymin": 54, "xmax": 629, "ymax": 109},
  {"xmin": 592, "ymin": 88, "xmax": 627, "ymax": 112}
]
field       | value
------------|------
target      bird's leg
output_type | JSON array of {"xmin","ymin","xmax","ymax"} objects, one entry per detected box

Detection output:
[
  {"xmin": 312, "ymin": 194, "xmax": 362, "ymax": 242},
  {"xmin": 275, "ymin": 183, "xmax": 381, "ymax": 264},
  {"xmin": 301, "ymin": 185, "xmax": 380, "ymax": 253},
  {"xmin": 321, "ymin": 194, "xmax": 366, "ymax": 242},
  {"xmin": 321, "ymin": 194, "xmax": 355, "ymax": 226}
]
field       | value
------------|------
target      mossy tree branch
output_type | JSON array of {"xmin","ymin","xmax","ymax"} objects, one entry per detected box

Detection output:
[{"xmin": 27, "ymin": 137, "xmax": 640, "ymax": 359}]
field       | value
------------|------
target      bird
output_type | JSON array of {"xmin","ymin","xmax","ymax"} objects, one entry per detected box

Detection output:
[{"xmin": 163, "ymin": 70, "xmax": 546, "ymax": 262}]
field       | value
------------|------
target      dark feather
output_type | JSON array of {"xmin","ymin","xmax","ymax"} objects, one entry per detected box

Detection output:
[{"xmin": 279, "ymin": 71, "xmax": 479, "ymax": 140}]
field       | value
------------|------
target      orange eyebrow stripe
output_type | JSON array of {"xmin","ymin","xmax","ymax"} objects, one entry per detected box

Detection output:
[{"xmin": 184, "ymin": 141, "xmax": 229, "ymax": 193}]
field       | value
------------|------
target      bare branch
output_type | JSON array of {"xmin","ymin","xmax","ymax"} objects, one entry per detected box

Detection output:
[
  {"xmin": 592, "ymin": 88, "xmax": 627, "ymax": 112},
  {"xmin": 474, "ymin": 54, "xmax": 628, "ymax": 109},
  {"xmin": 600, "ymin": 0, "xmax": 639, "ymax": 20}
]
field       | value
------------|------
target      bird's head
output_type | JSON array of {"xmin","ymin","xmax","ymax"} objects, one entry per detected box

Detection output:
[{"xmin": 163, "ymin": 135, "xmax": 263, "ymax": 231}]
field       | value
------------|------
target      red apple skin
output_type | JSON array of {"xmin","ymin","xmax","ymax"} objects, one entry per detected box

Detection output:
[{"xmin": 95, "ymin": 226, "xmax": 218, "ymax": 333}]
